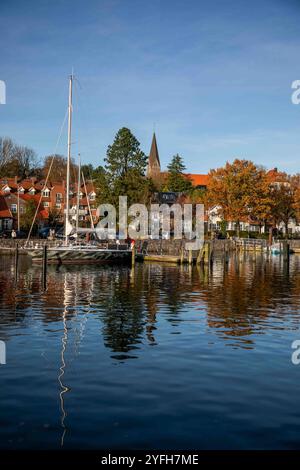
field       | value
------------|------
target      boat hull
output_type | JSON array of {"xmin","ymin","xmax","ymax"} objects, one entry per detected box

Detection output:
[{"xmin": 26, "ymin": 247, "xmax": 132, "ymax": 265}]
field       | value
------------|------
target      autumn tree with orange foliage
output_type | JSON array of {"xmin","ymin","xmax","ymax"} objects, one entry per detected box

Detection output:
[
  {"xmin": 207, "ymin": 159, "xmax": 268, "ymax": 236},
  {"xmin": 267, "ymin": 174, "xmax": 300, "ymax": 239}
]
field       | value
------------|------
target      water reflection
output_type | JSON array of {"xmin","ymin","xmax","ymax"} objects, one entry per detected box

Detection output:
[
  {"xmin": 1, "ymin": 254, "xmax": 300, "ymax": 449},
  {"xmin": 0, "ymin": 254, "xmax": 300, "ymax": 355}
]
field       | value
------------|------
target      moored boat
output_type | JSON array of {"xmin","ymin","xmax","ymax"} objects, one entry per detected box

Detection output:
[{"xmin": 27, "ymin": 244, "xmax": 132, "ymax": 264}]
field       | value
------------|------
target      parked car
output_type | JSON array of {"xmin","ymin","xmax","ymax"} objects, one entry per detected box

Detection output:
[
  {"xmin": 38, "ymin": 227, "xmax": 50, "ymax": 239},
  {"xmin": 16, "ymin": 230, "xmax": 27, "ymax": 239}
]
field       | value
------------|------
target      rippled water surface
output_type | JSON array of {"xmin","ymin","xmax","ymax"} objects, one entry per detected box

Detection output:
[{"xmin": 1, "ymin": 254, "xmax": 300, "ymax": 449}]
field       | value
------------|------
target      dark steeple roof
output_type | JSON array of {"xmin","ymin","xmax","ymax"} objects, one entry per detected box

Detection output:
[{"xmin": 147, "ymin": 133, "xmax": 161, "ymax": 177}]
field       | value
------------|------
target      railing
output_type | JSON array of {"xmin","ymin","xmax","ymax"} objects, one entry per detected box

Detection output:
[{"xmin": 234, "ymin": 238, "xmax": 267, "ymax": 250}]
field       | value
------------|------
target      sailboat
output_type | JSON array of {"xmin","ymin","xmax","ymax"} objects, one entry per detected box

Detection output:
[{"xmin": 27, "ymin": 74, "xmax": 132, "ymax": 265}]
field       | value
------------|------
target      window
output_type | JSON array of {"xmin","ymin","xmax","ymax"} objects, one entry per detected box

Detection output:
[
  {"xmin": 2, "ymin": 185, "xmax": 11, "ymax": 193},
  {"xmin": 18, "ymin": 187, "xmax": 25, "ymax": 193},
  {"xmin": 79, "ymin": 192, "xmax": 83, "ymax": 199},
  {"xmin": 56, "ymin": 193, "xmax": 62, "ymax": 202},
  {"xmin": 3, "ymin": 219, "xmax": 10, "ymax": 230},
  {"xmin": 20, "ymin": 206, "xmax": 25, "ymax": 214},
  {"xmin": 11, "ymin": 204, "xmax": 17, "ymax": 213},
  {"xmin": 43, "ymin": 202, "xmax": 50, "ymax": 208},
  {"xmin": 89, "ymin": 192, "xmax": 96, "ymax": 201},
  {"xmin": 42, "ymin": 189, "xmax": 50, "ymax": 197},
  {"xmin": 28, "ymin": 187, "xmax": 36, "ymax": 195},
  {"xmin": 55, "ymin": 203, "xmax": 61, "ymax": 209}
]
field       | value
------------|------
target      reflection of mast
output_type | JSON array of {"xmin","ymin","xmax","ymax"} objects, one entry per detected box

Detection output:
[
  {"xmin": 57, "ymin": 272, "xmax": 71, "ymax": 447},
  {"xmin": 58, "ymin": 307, "xmax": 68, "ymax": 446}
]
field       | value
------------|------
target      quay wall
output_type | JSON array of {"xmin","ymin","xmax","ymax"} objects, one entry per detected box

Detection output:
[{"xmin": 1, "ymin": 238, "xmax": 300, "ymax": 257}]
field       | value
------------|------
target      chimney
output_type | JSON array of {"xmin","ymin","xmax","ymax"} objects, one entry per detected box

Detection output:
[
  {"xmin": 31, "ymin": 176, "xmax": 36, "ymax": 185},
  {"xmin": 14, "ymin": 176, "xmax": 18, "ymax": 184}
]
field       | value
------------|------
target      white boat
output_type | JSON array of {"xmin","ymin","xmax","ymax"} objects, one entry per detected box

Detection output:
[{"xmin": 27, "ymin": 244, "xmax": 132, "ymax": 264}]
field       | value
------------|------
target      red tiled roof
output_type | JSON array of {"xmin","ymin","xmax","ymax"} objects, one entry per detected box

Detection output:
[
  {"xmin": 185, "ymin": 174, "xmax": 209, "ymax": 187},
  {"xmin": 267, "ymin": 168, "xmax": 287, "ymax": 183},
  {"xmin": 0, "ymin": 195, "xmax": 12, "ymax": 219}
]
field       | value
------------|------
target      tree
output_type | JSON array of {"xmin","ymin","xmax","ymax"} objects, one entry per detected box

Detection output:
[
  {"xmin": 292, "ymin": 174, "xmax": 300, "ymax": 224},
  {"xmin": 0, "ymin": 137, "xmax": 38, "ymax": 178},
  {"xmin": 105, "ymin": 127, "xmax": 147, "ymax": 179},
  {"xmin": 166, "ymin": 154, "xmax": 192, "ymax": 193},
  {"xmin": 48, "ymin": 206, "xmax": 61, "ymax": 226},
  {"xmin": 42, "ymin": 154, "xmax": 78, "ymax": 181},
  {"xmin": 269, "ymin": 181, "xmax": 295, "ymax": 238},
  {"xmin": 20, "ymin": 200, "xmax": 39, "ymax": 231},
  {"xmin": 249, "ymin": 169, "xmax": 273, "ymax": 234},
  {"xmin": 207, "ymin": 159, "xmax": 264, "ymax": 237},
  {"xmin": 96, "ymin": 127, "xmax": 150, "ymax": 207},
  {"xmin": 81, "ymin": 163, "xmax": 94, "ymax": 180}
]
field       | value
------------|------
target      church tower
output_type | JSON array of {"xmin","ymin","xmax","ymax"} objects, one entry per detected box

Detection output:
[{"xmin": 147, "ymin": 133, "xmax": 161, "ymax": 178}]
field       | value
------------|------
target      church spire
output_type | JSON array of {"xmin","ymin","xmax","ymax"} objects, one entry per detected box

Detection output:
[{"xmin": 147, "ymin": 132, "xmax": 161, "ymax": 177}]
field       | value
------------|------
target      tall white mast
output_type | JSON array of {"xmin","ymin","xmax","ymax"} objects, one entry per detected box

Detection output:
[
  {"xmin": 76, "ymin": 153, "xmax": 81, "ymax": 233},
  {"xmin": 65, "ymin": 73, "xmax": 73, "ymax": 243}
]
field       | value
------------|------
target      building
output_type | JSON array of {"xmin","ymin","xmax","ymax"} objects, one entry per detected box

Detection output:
[
  {"xmin": 147, "ymin": 133, "xmax": 161, "ymax": 178},
  {"xmin": 0, "ymin": 194, "xmax": 13, "ymax": 231},
  {"xmin": 146, "ymin": 135, "xmax": 300, "ymax": 235},
  {"xmin": 0, "ymin": 176, "xmax": 98, "ymax": 232}
]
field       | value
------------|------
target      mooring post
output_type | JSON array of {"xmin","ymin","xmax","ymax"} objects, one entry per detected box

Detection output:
[
  {"xmin": 209, "ymin": 240, "xmax": 214, "ymax": 264},
  {"xmin": 197, "ymin": 244, "xmax": 203, "ymax": 264},
  {"xmin": 283, "ymin": 240, "xmax": 290, "ymax": 263},
  {"xmin": 188, "ymin": 249, "xmax": 193, "ymax": 265},
  {"xmin": 180, "ymin": 244, "xmax": 185, "ymax": 264},
  {"xmin": 42, "ymin": 244, "xmax": 47, "ymax": 289},
  {"xmin": 14, "ymin": 242, "xmax": 19, "ymax": 281},
  {"xmin": 204, "ymin": 241, "xmax": 210, "ymax": 265},
  {"xmin": 223, "ymin": 240, "xmax": 229, "ymax": 264},
  {"xmin": 131, "ymin": 243, "xmax": 136, "ymax": 268}
]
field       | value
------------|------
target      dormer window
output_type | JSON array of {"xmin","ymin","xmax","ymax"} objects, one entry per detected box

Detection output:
[
  {"xmin": 79, "ymin": 191, "xmax": 84, "ymax": 199},
  {"xmin": 18, "ymin": 187, "xmax": 25, "ymax": 194},
  {"xmin": 89, "ymin": 191, "xmax": 96, "ymax": 201},
  {"xmin": 42, "ymin": 188, "xmax": 50, "ymax": 197},
  {"xmin": 2, "ymin": 184, "xmax": 11, "ymax": 193},
  {"xmin": 28, "ymin": 187, "xmax": 36, "ymax": 195}
]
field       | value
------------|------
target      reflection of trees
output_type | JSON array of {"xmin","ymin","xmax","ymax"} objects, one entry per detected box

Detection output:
[
  {"xmin": 97, "ymin": 268, "xmax": 145, "ymax": 358},
  {"xmin": 204, "ymin": 254, "xmax": 300, "ymax": 347},
  {"xmin": 1, "ymin": 253, "xmax": 300, "ymax": 355}
]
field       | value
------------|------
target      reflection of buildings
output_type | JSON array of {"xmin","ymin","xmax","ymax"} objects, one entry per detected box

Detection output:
[{"xmin": 1, "ymin": 256, "xmax": 300, "ymax": 355}]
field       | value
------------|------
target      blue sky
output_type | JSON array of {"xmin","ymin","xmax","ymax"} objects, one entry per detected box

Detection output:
[{"xmin": 1, "ymin": 0, "xmax": 300, "ymax": 173}]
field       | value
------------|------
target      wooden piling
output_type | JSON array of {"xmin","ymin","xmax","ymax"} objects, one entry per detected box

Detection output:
[
  {"xmin": 197, "ymin": 244, "xmax": 204, "ymax": 264},
  {"xmin": 180, "ymin": 245, "xmax": 185, "ymax": 264},
  {"xmin": 204, "ymin": 241, "xmax": 210, "ymax": 265},
  {"xmin": 42, "ymin": 244, "xmax": 47, "ymax": 289},
  {"xmin": 283, "ymin": 240, "xmax": 290, "ymax": 263},
  {"xmin": 131, "ymin": 243, "xmax": 136, "ymax": 268},
  {"xmin": 209, "ymin": 240, "xmax": 214, "ymax": 264},
  {"xmin": 14, "ymin": 243, "xmax": 19, "ymax": 281}
]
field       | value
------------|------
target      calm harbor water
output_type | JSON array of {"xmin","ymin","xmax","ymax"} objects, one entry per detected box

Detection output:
[{"xmin": 1, "ymin": 254, "xmax": 300, "ymax": 450}]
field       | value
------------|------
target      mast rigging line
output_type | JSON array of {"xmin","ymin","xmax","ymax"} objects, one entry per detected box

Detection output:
[{"xmin": 25, "ymin": 108, "xmax": 69, "ymax": 247}]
